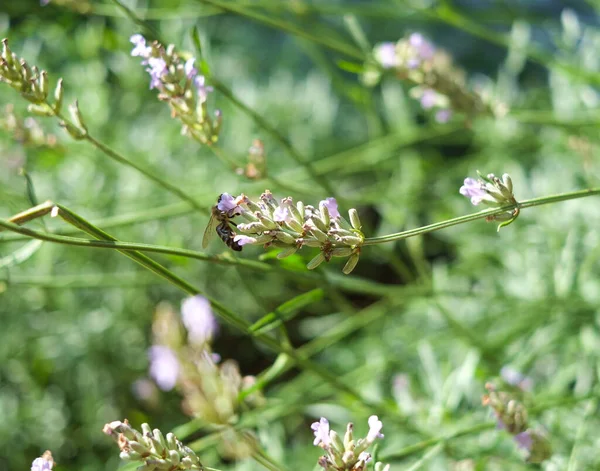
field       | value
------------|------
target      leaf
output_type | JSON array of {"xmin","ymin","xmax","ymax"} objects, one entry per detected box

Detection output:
[{"xmin": 337, "ymin": 59, "xmax": 365, "ymax": 74}]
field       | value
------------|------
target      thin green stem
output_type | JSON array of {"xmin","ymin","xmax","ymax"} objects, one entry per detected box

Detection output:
[
  {"xmin": 0, "ymin": 201, "xmax": 194, "ymax": 243},
  {"xmin": 363, "ymin": 187, "xmax": 600, "ymax": 246}
]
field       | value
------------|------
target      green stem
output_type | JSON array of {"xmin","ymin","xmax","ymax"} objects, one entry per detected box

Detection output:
[
  {"xmin": 1, "ymin": 201, "xmax": 194, "ymax": 242},
  {"xmin": 363, "ymin": 187, "xmax": 600, "ymax": 246}
]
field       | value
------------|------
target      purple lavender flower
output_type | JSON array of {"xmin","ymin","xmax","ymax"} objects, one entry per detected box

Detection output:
[
  {"xmin": 514, "ymin": 431, "xmax": 533, "ymax": 451},
  {"xmin": 366, "ymin": 415, "xmax": 384, "ymax": 442},
  {"xmin": 31, "ymin": 457, "xmax": 53, "ymax": 471},
  {"xmin": 148, "ymin": 346, "xmax": 179, "ymax": 391},
  {"xmin": 311, "ymin": 417, "xmax": 331, "ymax": 447},
  {"xmin": 320, "ymin": 197, "xmax": 340, "ymax": 219},
  {"xmin": 217, "ymin": 193, "xmax": 241, "ymax": 215},
  {"xmin": 146, "ymin": 57, "xmax": 168, "ymax": 89},
  {"xmin": 409, "ymin": 33, "xmax": 435, "ymax": 60},
  {"xmin": 130, "ymin": 34, "xmax": 151, "ymax": 62},
  {"xmin": 233, "ymin": 234, "xmax": 256, "ymax": 246},
  {"xmin": 459, "ymin": 178, "xmax": 487, "ymax": 205},
  {"xmin": 435, "ymin": 109, "xmax": 452, "ymax": 123},
  {"xmin": 184, "ymin": 58, "xmax": 197, "ymax": 80},
  {"xmin": 376, "ymin": 42, "xmax": 398, "ymax": 69},
  {"xmin": 273, "ymin": 199, "xmax": 293, "ymax": 223},
  {"xmin": 420, "ymin": 89, "xmax": 437, "ymax": 109},
  {"xmin": 193, "ymin": 75, "xmax": 213, "ymax": 103},
  {"xmin": 181, "ymin": 295, "xmax": 218, "ymax": 345}
]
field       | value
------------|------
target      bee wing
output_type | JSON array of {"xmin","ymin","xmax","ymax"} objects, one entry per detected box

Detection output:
[{"xmin": 202, "ymin": 212, "xmax": 219, "ymax": 248}]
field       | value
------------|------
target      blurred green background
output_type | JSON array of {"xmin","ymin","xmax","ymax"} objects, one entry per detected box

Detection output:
[{"xmin": 1, "ymin": 1, "xmax": 600, "ymax": 470}]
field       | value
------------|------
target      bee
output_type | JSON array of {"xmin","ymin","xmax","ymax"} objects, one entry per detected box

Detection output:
[{"xmin": 202, "ymin": 194, "xmax": 243, "ymax": 252}]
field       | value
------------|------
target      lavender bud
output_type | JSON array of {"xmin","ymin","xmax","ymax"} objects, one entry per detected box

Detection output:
[
  {"xmin": 277, "ymin": 246, "xmax": 298, "ymax": 259},
  {"xmin": 343, "ymin": 423, "xmax": 354, "ymax": 448},
  {"xmin": 119, "ymin": 450, "xmax": 142, "ymax": 461},
  {"xmin": 307, "ymin": 224, "xmax": 329, "ymax": 243},
  {"xmin": 53, "ymin": 78, "xmax": 63, "ymax": 113},
  {"xmin": 166, "ymin": 433, "xmax": 178, "ymax": 451},
  {"xmin": 342, "ymin": 252, "xmax": 360, "ymax": 275},
  {"xmin": 68, "ymin": 100, "xmax": 87, "ymax": 134},
  {"xmin": 296, "ymin": 201, "xmax": 305, "ymax": 220},
  {"xmin": 331, "ymin": 247, "xmax": 353, "ymax": 257},
  {"xmin": 318, "ymin": 201, "xmax": 331, "ymax": 227},
  {"xmin": 129, "ymin": 440, "xmax": 151, "ymax": 455},
  {"xmin": 168, "ymin": 450, "xmax": 180, "ymax": 465},
  {"xmin": 348, "ymin": 208, "xmax": 362, "ymax": 230},
  {"xmin": 275, "ymin": 231, "xmax": 296, "ymax": 245},
  {"xmin": 502, "ymin": 173, "xmax": 513, "ymax": 193},
  {"xmin": 307, "ymin": 252, "xmax": 326, "ymax": 270}
]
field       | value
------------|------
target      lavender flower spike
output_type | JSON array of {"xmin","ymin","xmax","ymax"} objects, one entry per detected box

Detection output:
[
  {"xmin": 459, "ymin": 178, "xmax": 487, "ymax": 205},
  {"xmin": 181, "ymin": 295, "xmax": 218, "ymax": 345},
  {"xmin": 148, "ymin": 345, "xmax": 179, "ymax": 391},
  {"xmin": 311, "ymin": 417, "xmax": 331, "ymax": 447}
]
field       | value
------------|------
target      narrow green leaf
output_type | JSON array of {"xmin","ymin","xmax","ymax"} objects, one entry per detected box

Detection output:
[
  {"xmin": 0, "ymin": 240, "xmax": 43, "ymax": 269},
  {"xmin": 337, "ymin": 59, "xmax": 365, "ymax": 74}
]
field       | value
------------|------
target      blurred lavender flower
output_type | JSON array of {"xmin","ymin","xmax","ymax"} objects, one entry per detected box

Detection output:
[
  {"xmin": 148, "ymin": 345, "xmax": 179, "ymax": 391},
  {"xmin": 408, "ymin": 32, "xmax": 435, "ymax": 66},
  {"xmin": 147, "ymin": 57, "xmax": 168, "ymax": 89},
  {"xmin": 40, "ymin": 0, "xmax": 51, "ymax": 5},
  {"xmin": 435, "ymin": 109, "xmax": 452, "ymax": 123},
  {"xmin": 420, "ymin": 89, "xmax": 437, "ymax": 109},
  {"xmin": 31, "ymin": 452, "xmax": 53, "ymax": 471},
  {"xmin": 375, "ymin": 42, "xmax": 398, "ymax": 69},
  {"xmin": 181, "ymin": 295, "xmax": 218, "ymax": 345},
  {"xmin": 130, "ymin": 34, "xmax": 151, "ymax": 62},
  {"xmin": 366, "ymin": 415, "xmax": 384, "ymax": 442},
  {"xmin": 128, "ymin": 34, "xmax": 221, "ymax": 145},
  {"xmin": 514, "ymin": 431, "xmax": 533, "ymax": 451},
  {"xmin": 365, "ymin": 32, "xmax": 495, "ymax": 120},
  {"xmin": 185, "ymin": 58, "xmax": 197, "ymax": 79},
  {"xmin": 501, "ymin": 366, "xmax": 534, "ymax": 392},
  {"xmin": 193, "ymin": 75, "xmax": 213, "ymax": 103},
  {"xmin": 311, "ymin": 417, "xmax": 331, "ymax": 447}
]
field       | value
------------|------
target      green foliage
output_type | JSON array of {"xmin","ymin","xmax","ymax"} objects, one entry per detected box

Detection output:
[{"xmin": 1, "ymin": 1, "xmax": 600, "ymax": 471}]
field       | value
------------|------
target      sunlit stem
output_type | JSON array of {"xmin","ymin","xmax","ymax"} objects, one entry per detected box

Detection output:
[{"xmin": 363, "ymin": 187, "xmax": 600, "ymax": 246}]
